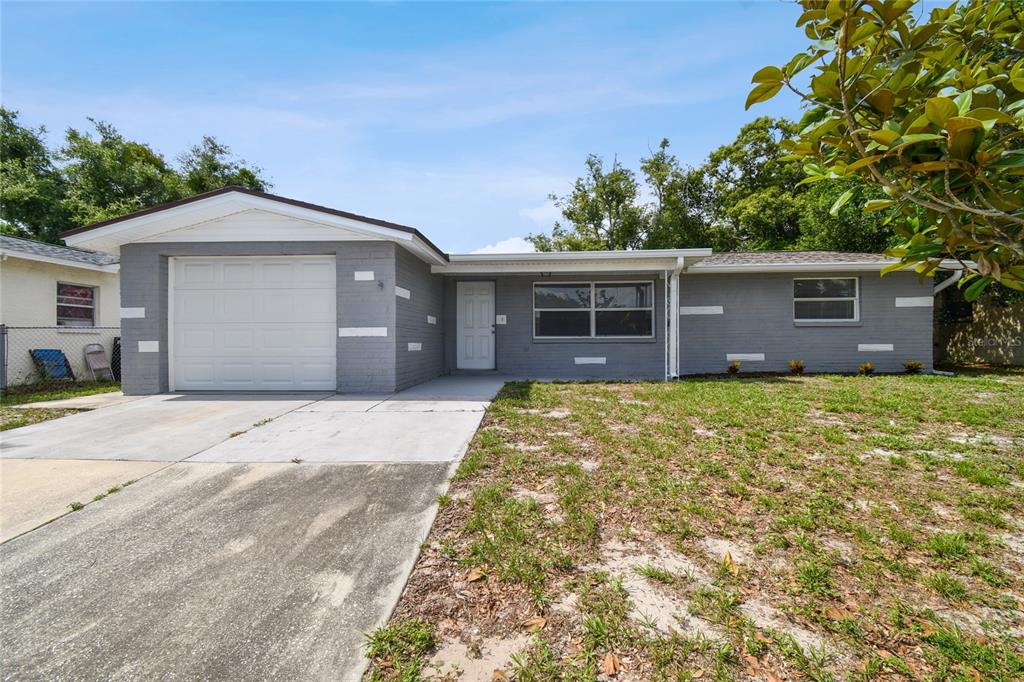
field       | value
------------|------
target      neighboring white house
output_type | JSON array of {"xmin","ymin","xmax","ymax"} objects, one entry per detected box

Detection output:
[{"xmin": 0, "ymin": 234, "xmax": 121, "ymax": 387}]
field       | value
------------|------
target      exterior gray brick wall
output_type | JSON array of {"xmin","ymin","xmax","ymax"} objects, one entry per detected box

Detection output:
[
  {"xmin": 678, "ymin": 271, "xmax": 933, "ymax": 374},
  {"xmin": 120, "ymin": 241, "xmax": 401, "ymax": 395},
  {"xmin": 443, "ymin": 274, "xmax": 668, "ymax": 380},
  {"xmin": 394, "ymin": 247, "xmax": 445, "ymax": 391}
]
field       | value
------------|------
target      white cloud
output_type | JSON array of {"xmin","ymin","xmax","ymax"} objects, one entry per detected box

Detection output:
[
  {"xmin": 519, "ymin": 201, "xmax": 561, "ymax": 226},
  {"xmin": 470, "ymin": 236, "xmax": 536, "ymax": 255}
]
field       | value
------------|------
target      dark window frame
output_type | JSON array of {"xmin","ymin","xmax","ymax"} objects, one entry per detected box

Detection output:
[{"xmin": 533, "ymin": 280, "xmax": 655, "ymax": 339}]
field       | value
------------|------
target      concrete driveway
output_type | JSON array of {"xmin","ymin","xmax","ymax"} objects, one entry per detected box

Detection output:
[{"xmin": 0, "ymin": 374, "xmax": 505, "ymax": 681}]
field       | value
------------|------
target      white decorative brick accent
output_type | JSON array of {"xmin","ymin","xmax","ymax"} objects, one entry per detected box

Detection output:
[
  {"xmin": 426, "ymin": 315, "xmax": 437, "ymax": 325},
  {"xmin": 354, "ymin": 271, "xmax": 374, "ymax": 281},
  {"xmin": 680, "ymin": 306, "xmax": 723, "ymax": 315},
  {"xmin": 138, "ymin": 341, "xmax": 159, "ymax": 353},
  {"xmin": 395, "ymin": 286, "xmax": 411, "ymax": 299},
  {"xmin": 120, "ymin": 307, "xmax": 146, "ymax": 319},
  {"xmin": 894, "ymin": 296, "xmax": 933, "ymax": 307},
  {"xmin": 574, "ymin": 357, "xmax": 606, "ymax": 365},
  {"xmin": 495, "ymin": 314, "xmax": 507, "ymax": 325},
  {"xmin": 408, "ymin": 342, "xmax": 422, "ymax": 351},
  {"xmin": 726, "ymin": 353, "xmax": 764, "ymax": 361},
  {"xmin": 338, "ymin": 327, "xmax": 388, "ymax": 337},
  {"xmin": 858, "ymin": 343, "xmax": 893, "ymax": 352}
]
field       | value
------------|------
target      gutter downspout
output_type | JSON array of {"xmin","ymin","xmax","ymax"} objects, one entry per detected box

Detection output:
[
  {"xmin": 933, "ymin": 269, "xmax": 963, "ymax": 295},
  {"xmin": 668, "ymin": 257, "xmax": 685, "ymax": 379}
]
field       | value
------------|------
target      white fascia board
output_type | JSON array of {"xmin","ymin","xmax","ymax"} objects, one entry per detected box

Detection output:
[
  {"xmin": 447, "ymin": 248, "xmax": 712, "ymax": 263},
  {"xmin": 434, "ymin": 260, "xmax": 682, "ymax": 275},
  {"xmin": 63, "ymin": 190, "xmax": 449, "ymax": 264},
  {"xmin": 0, "ymin": 250, "xmax": 120, "ymax": 273},
  {"xmin": 686, "ymin": 259, "xmax": 965, "ymax": 274},
  {"xmin": 687, "ymin": 262, "xmax": 898, "ymax": 274}
]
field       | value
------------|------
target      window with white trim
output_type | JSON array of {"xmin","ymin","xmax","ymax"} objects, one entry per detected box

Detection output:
[
  {"xmin": 793, "ymin": 277, "xmax": 858, "ymax": 321},
  {"xmin": 57, "ymin": 283, "xmax": 97, "ymax": 327},
  {"xmin": 533, "ymin": 281, "xmax": 654, "ymax": 338}
]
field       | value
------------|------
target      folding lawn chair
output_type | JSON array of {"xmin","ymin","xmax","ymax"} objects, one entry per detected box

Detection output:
[
  {"xmin": 83, "ymin": 343, "xmax": 115, "ymax": 381},
  {"xmin": 29, "ymin": 349, "xmax": 76, "ymax": 383}
]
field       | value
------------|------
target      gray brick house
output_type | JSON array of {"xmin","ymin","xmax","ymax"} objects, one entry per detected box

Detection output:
[{"xmin": 62, "ymin": 187, "xmax": 950, "ymax": 394}]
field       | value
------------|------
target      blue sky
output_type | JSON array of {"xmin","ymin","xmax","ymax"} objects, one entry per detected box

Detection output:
[{"xmin": 2, "ymin": 1, "xmax": 810, "ymax": 253}]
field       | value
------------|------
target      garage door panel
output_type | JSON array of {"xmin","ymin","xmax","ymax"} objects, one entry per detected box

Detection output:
[{"xmin": 172, "ymin": 256, "xmax": 336, "ymax": 391}]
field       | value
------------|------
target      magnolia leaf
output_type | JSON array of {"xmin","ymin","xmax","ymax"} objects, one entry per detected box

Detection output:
[
  {"xmin": 963, "ymin": 276, "xmax": 992, "ymax": 301},
  {"xmin": 909, "ymin": 160, "xmax": 964, "ymax": 172},
  {"xmin": 796, "ymin": 9, "xmax": 827, "ymax": 26},
  {"xmin": 881, "ymin": 260, "xmax": 913, "ymax": 275},
  {"xmin": 925, "ymin": 97, "xmax": 959, "ymax": 128},
  {"xmin": 745, "ymin": 82, "xmax": 783, "ymax": 110},
  {"xmin": 811, "ymin": 72, "xmax": 841, "ymax": 100},
  {"xmin": 955, "ymin": 90, "xmax": 973, "ymax": 115},
  {"xmin": 866, "ymin": 89, "xmax": 895, "ymax": 116},
  {"xmin": 891, "ymin": 133, "xmax": 944, "ymax": 150},
  {"xmin": 830, "ymin": 188, "xmax": 855, "ymax": 216},
  {"xmin": 965, "ymin": 107, "xmax": 1016, "ymax": 126},
  {"xmin": 868, "ymin": 129, "xmax": 900, "ymax": 146},
  {"xmin": 845, "ymin": 154, "xmax": 883, "ymax": 173},
  {"xmin": 751, "ymin": 66, "xmax": 784, "ymax": 84},
  {"xmin": 864, "ymin": 199, "xmax": 896, "ymax": 212},
  {"xmin": 946, "ymin": 117, "xmax": 985, "ymax": 161}
]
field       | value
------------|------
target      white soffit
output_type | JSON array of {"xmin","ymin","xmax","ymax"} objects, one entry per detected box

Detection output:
[{"xmin": 433, "ymin": 249, "xmax": 709, "ymax": 274}]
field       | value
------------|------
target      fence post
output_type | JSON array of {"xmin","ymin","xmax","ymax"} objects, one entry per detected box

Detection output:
[{"xmin": 0, "ymin": 324, "xmax": 7, "ymax": 396}]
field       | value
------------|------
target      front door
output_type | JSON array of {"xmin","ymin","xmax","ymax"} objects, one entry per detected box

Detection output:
[{"xmin": 456, "ymin": 281, "xmax": 495, "ymax": 369}]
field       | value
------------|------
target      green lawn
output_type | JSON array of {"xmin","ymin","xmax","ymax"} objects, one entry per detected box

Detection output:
[
  {"xmin": 367, "ymin": 370, "xmax": 1024, "ymax": 682},
  {"xmin": 0, "ymin": 381, "xmax": 120, "ymax": 431}
]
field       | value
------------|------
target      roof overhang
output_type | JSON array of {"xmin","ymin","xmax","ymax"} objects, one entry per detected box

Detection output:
[
  {"xmin": 685, "ymin": 259, "xmax": 964, "ymax": 274},
  {"xmin": 432, "ymin": 249, "xmax": 711, "ymax": 275},
  {"xmin": 61, "ymin": 187, "xmax": 448, "ymax": 266},
  {"xmin": 0, "ymin": 249, "xmax": 120, "ymax": 273}
]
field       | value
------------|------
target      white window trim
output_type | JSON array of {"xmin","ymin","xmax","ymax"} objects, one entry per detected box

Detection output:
[
  {"xmin": 56, "ymin": 281, "xmax": 98, "ymax": 327},
  {"xmin": 533, "ymin": 280, "xmax": 655, "ymax": 340},
  {"xmin": 793, "ymin": 277, "xmax": 859, "ymax": 322}
]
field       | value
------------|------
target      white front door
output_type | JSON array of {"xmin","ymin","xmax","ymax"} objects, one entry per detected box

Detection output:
[
  {"xmin": 170, "ymin": 256, "xmax": 337, "ymax": 391},
  {"xmin": 456, "ymin": 281, "xmax": 495, "ymax": 370}
]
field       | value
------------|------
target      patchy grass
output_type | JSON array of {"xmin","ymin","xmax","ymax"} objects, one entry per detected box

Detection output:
[
  {"xmin": 0, "ymin": 406, "xmax": 77, "ymax": 431},
  {"xmin": 367, "ymin": 370, "xmax": 1024, "ymax": 681},
  {"xmin": 0, "ymin": 381, "xmax": 119, "ymax": 406},
  {"xmin": 365, "ymin": 620, "xmax": 437, "ymax": 681},
  {"xmin": 1, "ymin": 381, "xmax": 120, "ymax": 431}
]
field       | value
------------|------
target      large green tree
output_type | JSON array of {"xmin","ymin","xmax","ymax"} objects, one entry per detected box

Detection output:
[
  {"xmin": 0, "ymin": 109, "xmax": 271, "ymax": 242},
  {"xmin": 529, "ymin": 154, "xmax": 648, "ymax": 251},
  {"xmin": 0, "ymin": 110, "xmax": 70, "ymax": 242},
  {"xmin": 747, "ymin": 0, "xmax": 1024, "ymax": 298},
  {"xmin": 530, "ymin": 120, "xmax": 894, "ymax": 253}
]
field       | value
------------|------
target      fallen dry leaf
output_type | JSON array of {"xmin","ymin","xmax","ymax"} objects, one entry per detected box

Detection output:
[
  {"xmin": 722, "ymin": 552, "xmax": 739, "ymax": 576},
  {"xmin": 522, "ymin": 616, "xmax": 547, "ymax": 630},
  {"xmin": 492, "ymin": 671, "xmax": 508, "ymax": 681},
  {"xmin": 692, "ymin": 669, "xmax": 705, "ymax": 679},
  {"xmin": 601, "ymin": 653, "xmax": 622, "ymax": 676},
  {"xmin": 467, "ymin": 569, "xmax": 486, "ymax": 582}
]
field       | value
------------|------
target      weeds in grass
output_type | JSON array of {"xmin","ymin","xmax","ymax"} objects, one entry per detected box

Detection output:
[
  {"xmin": 67, "ymin": 501, "xmax": 83, "ymax": 511},
  {"xmin": 795, "ymin": 559, "xmax": 835, "ymax": 596},
  {"xmin": 365, "ymin": 619, "xmax": 436, "ymax": 682},
  {"xmin": 926, "ymin": 571, "xmax": 971, "ymax": 601}
]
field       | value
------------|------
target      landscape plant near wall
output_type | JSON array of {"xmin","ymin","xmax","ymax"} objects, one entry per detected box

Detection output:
[{"xmin": 748, "ymin": 0, "xmax": 1024, "ymax": 300}]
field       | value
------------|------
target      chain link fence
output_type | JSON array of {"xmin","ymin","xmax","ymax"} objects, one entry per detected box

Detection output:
[{"xmin": 0, "ymin": 326, "xmax": 121, "ymax": 396}]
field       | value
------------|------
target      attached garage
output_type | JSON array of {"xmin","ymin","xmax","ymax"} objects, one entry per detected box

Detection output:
[{"xmin": 170, "ymin": 256, "xmax": 337, "ymax": 391}]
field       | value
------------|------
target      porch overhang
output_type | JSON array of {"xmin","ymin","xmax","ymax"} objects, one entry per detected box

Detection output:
[{"xmin": 431, "ymin": 248, "xmax": 712, "ymax": 275}]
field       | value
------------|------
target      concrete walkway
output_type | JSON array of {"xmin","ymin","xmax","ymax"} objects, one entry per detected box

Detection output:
[{"xmin": 0, "ymin": 374, "xmax": 507, "ymax": 681}]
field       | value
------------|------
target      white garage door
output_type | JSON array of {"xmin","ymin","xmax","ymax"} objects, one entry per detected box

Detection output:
[{"xmin": 171, "ymin": 256, "xmax": 337, "ymax": 391}]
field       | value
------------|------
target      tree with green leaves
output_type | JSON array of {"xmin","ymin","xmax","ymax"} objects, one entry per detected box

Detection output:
[
  {"xmin": 529, "ymin": 154, "xmax": 647, "ymax": 251},
  {"xmin": 0, "ymin": 109, "xmax": 271, "ymax": 242},
  {"xmin": 178, "ymin": 136, "xmax": 269, "ymax": 195},
  {"xmin": 0, "ymin": 109, "xmax": 70, "ymax": 242},
  {"xmin": 747, "ymin": 0, "xmax": 1024, "ymax": 299}
]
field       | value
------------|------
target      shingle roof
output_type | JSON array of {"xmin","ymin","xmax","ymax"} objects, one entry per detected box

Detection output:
[
  {"xmin": 0, "ymin": 234, "xmax": 119, "ymax": 267},
  {"xmin": 696, "ymin": 251, "xmax": 891, "ymax": 266}
]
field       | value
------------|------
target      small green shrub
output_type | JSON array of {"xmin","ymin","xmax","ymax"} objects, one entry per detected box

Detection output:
[
  {"xmin": 858, "ymin": 362, "xmax": 875, "ymax": 376},
  {"xmin": 727, "ymin": 360, "xmax": 741, "ymax": 374},
  {"xmin": 789, "ymin": 359, "xmax": 805, "ymax": 375},
  {"xmin": 903, "ymin": 359, "xmax": 924, "ymax": 374}
]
